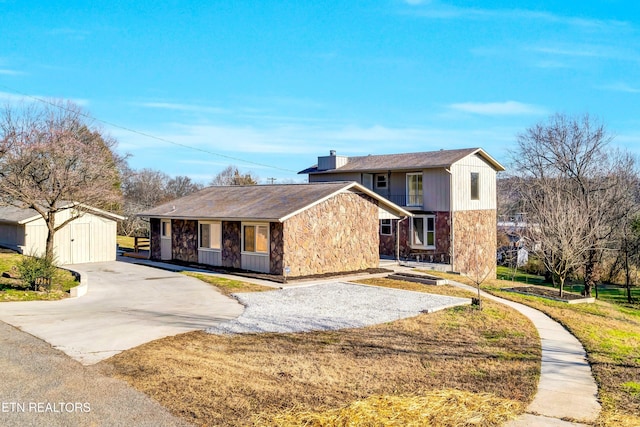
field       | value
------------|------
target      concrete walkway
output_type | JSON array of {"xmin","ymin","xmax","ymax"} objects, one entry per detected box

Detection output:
[{"xmin": 444, "ymin": 278, "xmax": 601, "ymax": 426}]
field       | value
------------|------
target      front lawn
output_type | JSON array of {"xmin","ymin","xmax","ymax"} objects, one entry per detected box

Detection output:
[
  {"xmin": 432, "ymin": 271, "xmax": 640, "ymax": 427},
  {"xmin": 496, "ymin": 266, "xmax": 640, "ymax": 307},
  {"xmin": 0, "ymin": 249, "xmax": 78, "ymax": 301},
  {"xmin": 102, "ymin": 278, "xmax": 540, "ymax": 426}
]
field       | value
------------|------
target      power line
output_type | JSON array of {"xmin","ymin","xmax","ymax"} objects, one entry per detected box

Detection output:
[{"xmin": 0, "ymin": 84, "xmax": 299, "ymax": 174}]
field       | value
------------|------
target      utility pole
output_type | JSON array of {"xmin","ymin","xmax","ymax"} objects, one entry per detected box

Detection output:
[{"xmin": 267, "ymin": 177, "xmax": 277, "ymax": 184}]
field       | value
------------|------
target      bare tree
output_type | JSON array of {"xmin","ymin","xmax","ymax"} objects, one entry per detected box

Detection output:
[
  {"xmin": 0, "ymin": 100, "xmax": 122, "ymax": 259},
  {"xmin": 210, "ymin": 165, "xmax": 258, "ymax": 186},
  {"xmin": 166, "ymin": 175, "xmax": 202, "ymax": 200},
  {"xmin": 511, "ymin": 113, "xmax": 637, "ymax": 297},
  {"xmin": 456, "ymin": 210, "xmax": 496, "ymax": 307},
  {"xmin": 118, "ymin": 167, "xmax": 203, "ymax": 236}
]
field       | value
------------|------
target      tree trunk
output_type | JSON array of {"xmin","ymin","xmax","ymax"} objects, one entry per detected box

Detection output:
[
  {"xmin": 583, "ymin": 249, "xmax": 597, "ymax": 297},
  {"xmin": 559, "ymin": 277, "xmax": 564, "ymax": 298},
  {"xmin": 45, "ymin": 214, "xmax": 56, "ymax": 261}
]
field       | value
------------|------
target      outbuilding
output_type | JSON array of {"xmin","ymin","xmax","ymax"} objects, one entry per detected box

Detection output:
[
  {"xmin": 0, "ymin": 203, "xmax": 124, "ymax": 265},
  {"xmin": 139, "ymin": 182, "xmax": 411, "ymax": 277}
]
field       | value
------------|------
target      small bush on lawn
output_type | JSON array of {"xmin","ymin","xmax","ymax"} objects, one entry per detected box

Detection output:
[{"xmin": 17, "ymin": 255, "xmax": 57, "ymax": 291}]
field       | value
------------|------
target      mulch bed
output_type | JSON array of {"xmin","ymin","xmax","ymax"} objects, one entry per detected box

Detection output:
[{"xmin": 506, "ymin": 286, "xmax": 586, "ymax": 301}]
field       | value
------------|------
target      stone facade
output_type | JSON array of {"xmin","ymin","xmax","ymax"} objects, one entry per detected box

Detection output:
[
  {"xmin": 384, "ymin": 212, "xmax": 451, "ymax": 264},
  {"xmin": 149, "ymin": 218, "xmax": 161, "ymax": 260},
  {"xmin": 222, "ymin": 221, "xmax": 241, "ymax": 269},
  {"xmin": 171, "ymin": 219, "xmax": 198, "ymax": 263},
  {"xmin": 269, "ymin": 222, "xmax": 284, "ymax": 274},
  {"xmin": 281, "ymin": 192, "xmax": 379, "ymax": 276},
  {"xmin": 452, "ymin": 209, "xmax": 497, "ymax": 279}
]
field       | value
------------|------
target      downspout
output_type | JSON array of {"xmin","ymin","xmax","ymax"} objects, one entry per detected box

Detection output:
[
  {"xmin": 396, "ymin": 216, "xmax": 408, "ymax": 262},
  {"xmin": 446, "ymin": 167, "xmax": 454, "ymax": 271}
]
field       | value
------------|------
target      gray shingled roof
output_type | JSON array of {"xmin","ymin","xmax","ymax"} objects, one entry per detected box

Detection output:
[
  {"xmin": 0, "ymin": 203, "xmax": 124, "ymax": 224},
  {"xmin": 298, "ymin": 147, "xmax": 505, "ymax": 174},
  {"xmin": 0, "ymin": 205, "xmax": 41, "ymax": 224},
  {"xmin": 138, "ymin": 181, "xmax": 409, "ymax": 221}
]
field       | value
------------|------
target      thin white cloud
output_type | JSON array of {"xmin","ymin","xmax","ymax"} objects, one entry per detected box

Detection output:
[
  {"xmin": 402, "ymin": 3, "xmax": 629, "ymax": 32},
  {"xmin": 136, "ymin": 102, "xmax": 228, "ymax": 115},
  {"xmin": 599, "ymin": 82, "xmax": 640, "ymax": 94},
  {"xmin": 0, "ymin": 69, "xmax": 24, "ymax": 76},
  {"xmin": 448, "ymin": 101, "xmax": 546, "ymax": 116}
]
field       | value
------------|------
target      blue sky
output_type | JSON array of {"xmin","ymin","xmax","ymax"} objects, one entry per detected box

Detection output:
[{"xmin": 1, "ymin": 0, "xmax": 639, "ymax": 183}]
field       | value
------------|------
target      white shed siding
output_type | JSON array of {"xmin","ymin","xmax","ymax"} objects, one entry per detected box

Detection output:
[
  {"xmin": 198, "ymin": 249, "xmax": 222, "ymax": 266},
  {"xmin": 241, "ymin": 253, "xmax": 270, "ymax": 273},
  {"xmin": 451, "ymin": 154, "xmax": 497, "ymax": 212},
  {"xmin": 21, "ymin": 210, "xmax": 117, "ymax": 264},
  {"xmin": 0, "ymin": 223, "xmax": 24, "ymax": 249}
]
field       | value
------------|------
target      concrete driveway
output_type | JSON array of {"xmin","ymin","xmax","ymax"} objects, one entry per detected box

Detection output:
[{"xmin": 0, "ymin": 261, "xmax": 243, "ymax": 365}]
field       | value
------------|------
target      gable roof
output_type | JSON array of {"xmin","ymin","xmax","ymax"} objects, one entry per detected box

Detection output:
[
  {"xmin": 0, "ymin": 203, "xmax": 124, "ymax": 225},
  {"xmin": 298, "ymin": 147, "xmax": 505, "ymax": 174},
  {"xmin": 138, "ymin": 182, "xmax": 411, "ymax": 222}
]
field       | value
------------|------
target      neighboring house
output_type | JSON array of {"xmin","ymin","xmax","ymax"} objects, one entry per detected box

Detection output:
[
  {"xmin": 299, "ymin": 148, "xmax": 505, "ymax": 276},
  {"xmin": 138, "ymin": 182, "xmax": 410, "ymax": 277},
  {"xmin": 0, "ymin": 203, "xmax": 124, "ymax": 265}
]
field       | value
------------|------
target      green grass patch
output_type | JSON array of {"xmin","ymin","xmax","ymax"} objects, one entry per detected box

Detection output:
[
  {"xmin": 0, "ymin": 250, "xmax": 78, "ymax": 301},
  {"xmin": 183, "ymin": 272, "xmax": 273, "ymax": 296}
]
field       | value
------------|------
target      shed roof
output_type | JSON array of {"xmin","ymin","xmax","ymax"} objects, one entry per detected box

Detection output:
[
  {"xmin": 0, "ymin": 203, "xmax": 124, "ymax": 225},
  {"xmin": 299, "ymin": 147, "xmax": 505, "ymax": 174},
  {"xmin": 138, "ymin": 181, "xmax": 411, "ymax": 222}
]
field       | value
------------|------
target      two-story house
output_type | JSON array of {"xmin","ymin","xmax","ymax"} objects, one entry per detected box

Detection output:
[{"xmin": 299, "ymin": 148, "xmax": 505, "ymax": 276}]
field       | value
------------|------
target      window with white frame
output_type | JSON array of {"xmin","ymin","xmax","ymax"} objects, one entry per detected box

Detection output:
[
  {"xmin": 380, "ymin": 219, "xmax": 392, "ymax": 235},
  {"xmin": 243, "ymin": 223, "xmax": 269, "ymax": 253},
  {"xmin": 411, "ymin": 215, "xmax": 435, "ymax": 248},
  {"xmin": 199, "ymin": 221, "xmax": 221, "ymax": 250},
  {"xmin": 470, "ymin": 172, "xmax": 480, "ymax": 200},
  {"xmin": 375, "ymin": 174, "xmax": 388, "ymax": 189},
  {"xmin": 161, "ymin": 220, "xmax": 171, "ymax": 238},
  {"xmin": 406, "ymin": 173, "xmax": 423, "ymax": 207}
]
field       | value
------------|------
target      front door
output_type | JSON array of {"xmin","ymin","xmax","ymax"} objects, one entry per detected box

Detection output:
[{"xmin": 160, "ymin": 220, "xmax": 172, "ymax": 260}]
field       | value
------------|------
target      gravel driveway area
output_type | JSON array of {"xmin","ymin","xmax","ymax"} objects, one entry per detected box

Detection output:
[{"xmin": 207, "ymin": 282, "xmax": 470, "ymax": 334}]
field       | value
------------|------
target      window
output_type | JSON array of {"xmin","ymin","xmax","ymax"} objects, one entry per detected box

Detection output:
[
  {"xmin": 161, "ymin": 220, "xmax": 171, "ymax": 238},
  {"xmin": 406, "ymin": 173, "xmax": 423, "ymax": 206},
  {"xmin": 199, "ymin": 221, "xmax": 221, "ymax": 250},
  {"xmin": 380, "ymin": 219, "xmax": 392, "ymax": 235},
  {"xmin": 411, "ymin": 215, "xmax": 435, "ymax": 248},
  {"xmin": 470, "ymin": 172, "xmax": 480, "ymax": 200},
  {"xmin": 375, "ymin": 174, "xmax": 388, "ymax": 189},
  {"xmin": 243, "ymin": 223, "xmax": 269, "ymax": 253}
]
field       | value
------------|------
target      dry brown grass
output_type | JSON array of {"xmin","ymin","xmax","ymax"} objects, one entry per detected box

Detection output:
[
  {"xmin": 428, "ymin": 271, "xmax": 640, "ymax": 427},
  {"xmin": 256, "ymin": 389, "xmax": 524, "ymax": 427},
  {"xmin": 102, "ymin": 279, "xmax": 539, "ymax": 426}
]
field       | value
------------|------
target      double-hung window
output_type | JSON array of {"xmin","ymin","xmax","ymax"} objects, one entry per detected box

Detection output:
[
  {"xmin": 199, "ymin": 221, "xmax": 221, "ymax": 250},
  {"xmin": 243, "ymin": 223, "xmax": 269, "ymax": 253},
  {"xmin": 380, "ymin": 219, "xmax": 392, "ymax": 235},
  {"xmin": 375, "ymin": 174, "xmax": 388, "ymax": 189},
  {"xmin": 411, "ymin": 215, "xmax": 435, "ymax": 249}
]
